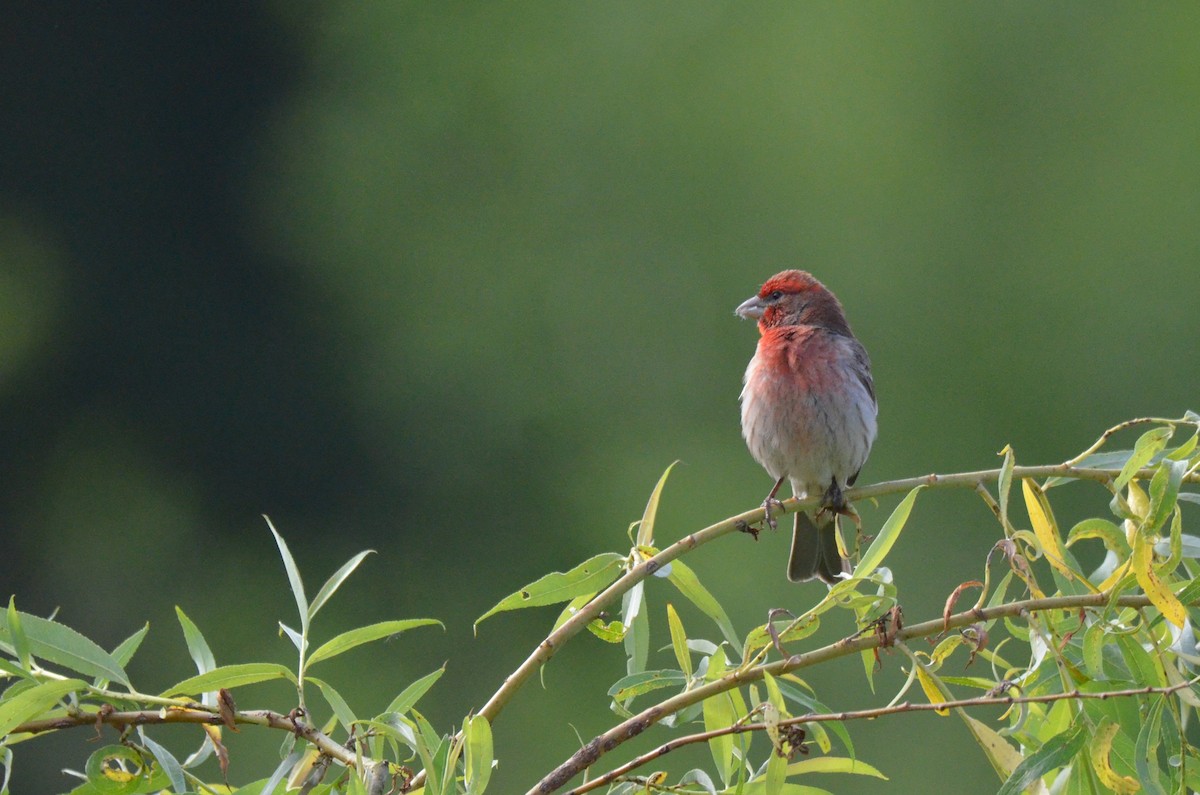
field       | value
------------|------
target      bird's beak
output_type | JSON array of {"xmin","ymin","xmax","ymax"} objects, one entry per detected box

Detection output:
[{"xmin": 735, "ymin": 295, "xmax": 766, "ymax": 320}]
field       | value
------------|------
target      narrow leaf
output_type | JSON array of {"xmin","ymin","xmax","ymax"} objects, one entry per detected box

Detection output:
[
  {"xmin": 309, "ymin": 550, "xmax": 375, "ymax": 621},
  {"xmin": 1089, "ymin": 717, "xmax": 1139, "ymax": 794},
  {"xmin": 464, "ymin": 714, "xmax": 493, "ymax": 795},
  {"xmin": 383, "ymin": 664, "xmax": 446, "ymax": 716},
  {"xmin": 0, "ymin": 610, "xmax": 129, "ymax": 687},
  {"xmin": 666, "ymin": 603, "xmax": 692, "ymax": 679},
  {"xmin": 1145, "ymin": 459, "xmax": 1187, "ymax": 533},
  {"xmin": 997, "ymin": 445, "xmax": 1014, "ymax": 525},
  {"xmin": 666, "ymin": 559, "xmax": 741, "ymax": 654},
  {"xmin": 6, "ymin": 599, "xmax": 30, "ymax": 671},
  {"xmin": 960, "ymin": 713, "xmax": 1023, "ymax": 782},
  {"xmin": 306, "ymin": 619, "xmax": 442, "ymax": 668},
  {"xmin": 174, "ymin": 606, "xmax": 216, "ymax": 674},
  {"xmin": 138, "ymin": 729, "xmax": 186, "ymax": 794},
  {"xmin": 786, "ymin": 756, "xmax": 888, "ymax": 779},
  {"xmin": 111, "ymin": 623, "xmax": 150, "ymax": 669},
  {"xmin": 1115, "ymin": 427, "xmax": 1173, "ymax": 490},
  {"xmin": 1022, "ymin": 478, "xmax": 1087, "ymax": 585},
  {"xmin": 0, "ymin": 678, "xmax": 87, "ymax": 736},
  {"xmin": 701, "ymin": 648, "xmax": 734, "ymax": 785},
  {"xmin": 637, "ymin": 461, "xmax": 679, "ymax": 547},
  {"xmin": 1132, "ymin": 529, "xmax": 1187, "ymax": 628},
  {"xmin": 265, "ymin": 515, "xmax": 309, "ymax": 633},
  {"xmin": 475, "ymin": 552, "xmax": 624, "ymax": 628},
  {"xmin": 309, "ymin": 677, "xmax": 356, "ymax": 730},
  {"xmin": 855, "ymin": 487, "xmax": 922, "ymax": 579},
  {"xmin": 996, "ymin": 725, "xmax": 1087, "ymax": 795},
  {"xmin": 607, "ymin": 670, "xmax": 688, "ymax": 701},
  {"xmin": 162, "ymin": 662, "xmax": 297, "ymax": 697}
]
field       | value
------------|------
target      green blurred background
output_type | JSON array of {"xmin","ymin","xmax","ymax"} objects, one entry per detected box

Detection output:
[{"xmin": 3, "ymin": 3, "xmax": 1198, "ymax": 792}]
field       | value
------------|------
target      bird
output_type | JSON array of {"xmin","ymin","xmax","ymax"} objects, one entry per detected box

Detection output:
[{"xmin": 735, "ymin": 270, "xmax": 877, "ymax": 584}]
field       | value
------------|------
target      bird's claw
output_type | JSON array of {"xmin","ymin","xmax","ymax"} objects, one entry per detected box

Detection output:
[{"xmin": 762, "ymin": 497, "xmax": 785, "ymax": 531}]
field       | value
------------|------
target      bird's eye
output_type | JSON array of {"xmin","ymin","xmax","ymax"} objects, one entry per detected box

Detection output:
[{"xmin": 768, "ymin": 290, "xmax": 784, "ymax": 301}]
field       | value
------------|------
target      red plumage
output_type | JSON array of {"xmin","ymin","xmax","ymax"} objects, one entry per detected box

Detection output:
[{"xmin": 736, "ymin": 270, "xmax": 877, "ymax": 583}]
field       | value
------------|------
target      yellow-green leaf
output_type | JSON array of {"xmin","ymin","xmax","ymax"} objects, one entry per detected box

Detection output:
[
  {"xmin": 0, "ymin": 678, "xmax": 87, "ymax": 736},
  {"xmin": 702, "ymin": 648, "xmax": 734, "ymax": 784},
  {"xmin": 464, "ymin": 714, "xmax": 493, "ymax": 795},
  {"xmin": 1089, "ymin": 718, "xmax": 1139, "ymax": 794},
  {"xmin": 666, "ymin": 603, "xmax": 691, "ymax": 679},
  {"xmin": 855, "ymin": 487, "xmax": 922, "ymax": 578},
  {"xmin": 161, "ymin": 663, "xmax": 296, "ymax": 697},
  {"xmin": 475, "ymin": 553, "xmax": 625, "ymax": 628},
  {"xmin": 1022, "ymin": 478, "xmax": 1087, "ymax": 585},
  {"xmin": 960, "ymin": 713, "xmax": 1023, "ymax": 782},
  {"xmin": 307, "ymin": 619, "xmax": 442, "ymax": 667},
  {"xmin": 786, "ymin": 756, "xmax": 888, "ymax": 779},
  {"xmin": 914, "ymin": 664, "xmax": 949, "ymax": 716},
  {"xmin": 1116, "ymin": 427, "xmax": 1173, "ymax": 491},
  {"xmin": 666, "ymin": 558, "xmax": 741, "ymax": 654},
  {"xmin": 1131, "ymin": 530, "xmax": 1186, "ymax": 628},
  {"xmin": 637, "ymin": 461, "xmax": 679, "ymax": 547}
]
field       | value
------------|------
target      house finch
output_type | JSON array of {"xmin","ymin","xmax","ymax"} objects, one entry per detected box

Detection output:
[{"xmin": 736, "ymin": 270, "xmax": 877, "ymax": 584}]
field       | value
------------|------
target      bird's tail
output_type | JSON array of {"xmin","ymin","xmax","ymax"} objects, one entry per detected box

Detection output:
[{"xmin": 787, "ymin": 510, "xmax": 848, "ymax": 585}]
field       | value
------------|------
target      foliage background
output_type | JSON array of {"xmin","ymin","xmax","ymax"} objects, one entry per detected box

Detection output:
[{"xmin": 2, "ymin": 3, "xmax": 1197, "ymax": 792}]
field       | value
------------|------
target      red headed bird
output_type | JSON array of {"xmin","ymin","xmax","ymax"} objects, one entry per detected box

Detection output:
[{"xmin": 736, "ymin": 270, "xmax": 877, "ymax": 584}]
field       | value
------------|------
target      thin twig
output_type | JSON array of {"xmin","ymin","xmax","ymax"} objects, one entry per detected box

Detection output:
[
  {"xmin": 570, "ymin": 677, "xmax": 1197, "ymax": 794},
  {"xmin": 13, "ymin": 706, "xmax": 357, "ymax": 767}
]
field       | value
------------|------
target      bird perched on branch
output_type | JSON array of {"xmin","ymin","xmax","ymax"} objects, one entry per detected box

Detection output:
[{"xmin": 736, "ymin": 270, "xmax": 877, "ymax": 584}]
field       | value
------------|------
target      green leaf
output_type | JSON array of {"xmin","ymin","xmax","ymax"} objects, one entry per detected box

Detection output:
[
  {"xmin": 308, "ymin": 677, "xmax": 356, "ymax": 730},
  {"xmin": 265, "ymin": 515, "xmax": 309, "ymax": 634},
  {"xmin": 6, "ymin": 598, "xmax": 30, "ymax": 671},
  {"xmin": 306, "ymin": 619, "xmax": 442, "ymax": 668},
  {"xmin": 110, "ymin": 623, "xmax": 150, "ymax": 670},
  {"xmin": 475, "ymin": 552, "xmax": 625, "ymax": 628},
  {"xmin": 960, "ymin": 713, "xmax": 1023, "ymax": 782},
  {"xmin": 383, "ymin": 664, "xmax": 446, "ymax": 717},
  {"xmin": 997, "ymin": 445, "xmax": 1014, "ymax": 524},
  {"xmin": 996, "ymin": 725, "xmax": 1086, "ymax": 795},
  {"xmin": 138, "ymin": 729, "xmax": 186, "ymax": 794},
  {"xmin": 161, "ymin": 662, "xmax": 297, "ymax": 696},
  {"xmin": 607, "ymin": 670, "xmax": 687, "ymax": 702},
  {"xmin": 1134, "ymin": 698, "xmax": 1167, "ymax": 795},
  {"xmin": 637, "ymin": 461, "xmax": 679, "ymax": 547},
  {"xmin": 174, "ymin": 607, "xmax": 215, "ymax": 675},
  {"xmin": 854, "ymin": 487, "xmax": 922, "ymax": 579},
  {"xmin": 0, "ymin": 610, "xmax": 129, "ymax": 687},
  {"xmin": 0, "ymin": 678, "xmax": 87, "ymax": 736},
  {"xmin": 84, "ymin": 744, "xmax": 147, "ymax": 794},
  {"xmin": 786, "ymin": 756, "xmax": 887, "ymax": 779},
  {"xmin": 666, "ymin": 558, "xmax": 741, "ymax": 654},
  {"xmin": 1145, "ymin": 459, "xmax": 1187, "ymax": 533},
  {"xmin": 1115, "ymin": 427, "xmax": 1173, "ymax": 491},
  {"xmin": 666, "ymin": 603, "xmax": 692, "ymax": 679},
  {"xmin": 309, "ymin": 550, "xmax": 375, "ymax": 622},
  {"xmin": 464, "ymin": 714, "xmax": 493, "ymax": 795},
  {"xmin": 745, "ymin": 615, "xmax": 820, "ymax": 659},
  {"xmin": 622, "ymin": 583, "xmax": 649, "ymax": 676},
  {"xmin": 1066, "ymin": 518, "xmax": 1130, "ymax": 555},
  {"xmin": 701, "ymin": 648, "xmax": 734, "ymax": 786}
]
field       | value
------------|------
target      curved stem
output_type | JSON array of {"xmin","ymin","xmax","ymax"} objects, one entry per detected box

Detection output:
[{"xmin": 571, "ymin": 674, "xmax": 1196, "ymax": 794}]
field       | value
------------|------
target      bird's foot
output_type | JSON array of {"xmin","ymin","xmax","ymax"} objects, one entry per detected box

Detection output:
[{"xmin": 762, "ymin": 497, "xmax": 785, "ymax": 531}]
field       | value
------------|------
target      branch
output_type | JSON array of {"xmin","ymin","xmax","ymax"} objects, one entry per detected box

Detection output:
[
  {"xmin": 571, "ymin": 677, "xmax": 1198, "ymax": 794},
  {"xmin": 529, "ymin": 592, "xmax": 1161, "ymax": 794},
  {"xmin": 485, "ymin": 464, "xmax": 1195, "ymax": 728},
  {"xmin": 13, "ymin": 704, "xmax": 357, "ymax": 767}
]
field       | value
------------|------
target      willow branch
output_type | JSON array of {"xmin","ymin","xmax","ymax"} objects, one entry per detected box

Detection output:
[
  {"xmin": 529, "ymin": 592, "xmax": 1161, "ymax": 794},
  {"xmin": 485, "ymin": 464, "xmax": 1197, "ymax": 728},
  {"xmin": 572, "ymin": 677, "xmax": 1197, "ymax": 794},
  {"xmin": 13, "ymin": 704, "xmax": 357, "ymax": 767}
]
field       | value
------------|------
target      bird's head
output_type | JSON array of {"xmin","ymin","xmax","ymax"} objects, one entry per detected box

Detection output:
[{"xmin": 735, "ymin": 270, "xmax": 852, "ymax": 335}]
